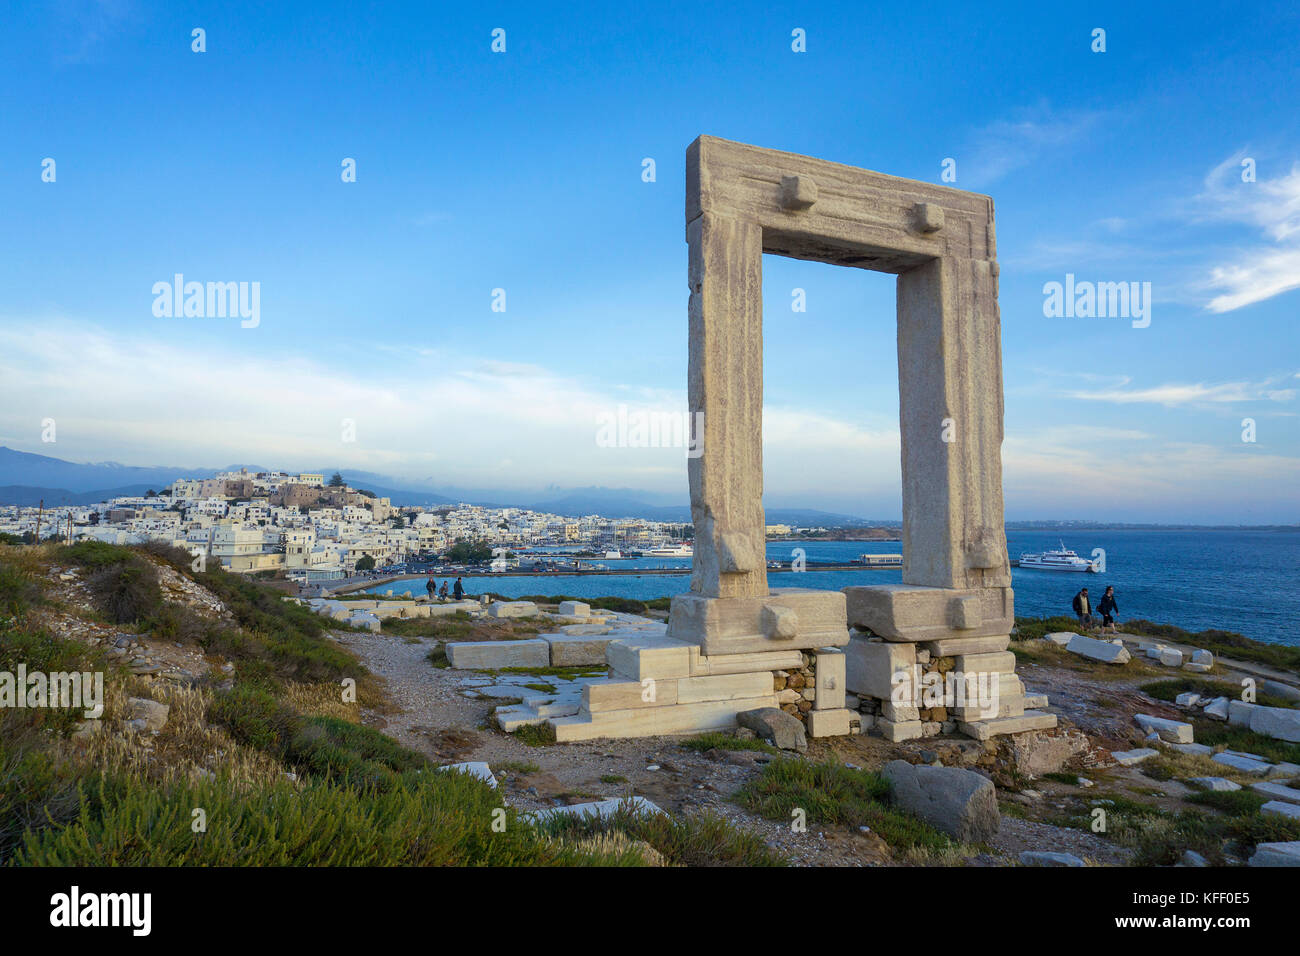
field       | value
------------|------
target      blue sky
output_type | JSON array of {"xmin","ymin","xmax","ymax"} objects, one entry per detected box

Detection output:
[{"xmin": 1, "ymin": 0, "xmax": 1297, "ymax": 523}]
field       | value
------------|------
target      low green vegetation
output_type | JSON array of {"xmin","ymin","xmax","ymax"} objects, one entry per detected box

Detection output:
[
  {"xmin": 1012, "ymin": 615, "xmax": 1084, "ymax": 642},
  {"xmin": 511, "ymin": 722, "xmax": 557, "ymax": 746},
  {"xmin": 1123, "ymin": 619, "xmax": 1300, "ymax": 672},
  {"xmin": 382, "ymin": 615, "xmax": 476, "ymax": 640},
  {"xmin": 1142, "ymin": 677, "xmax": 1295, "ymax": 710},
  {"xmin": 737, "ymin": 759, "xmax": 952, "ymax": 854},
  {"xmin": 535, "ymin": 803, "xmax": 784, "ymax": 867},
  {"xmin": 1186, "ymin": 789, "xmax": 1267, "ymax": 816},
  {"xmin": 1191, "ymin": 720, "xmax": 1300, "ymax": 765},
  {"xmin": 679, "ymin": 732, "xmax": 777, "ymax": 755},
  {"xmin": 513, "ymin": 594, "xmax": 671, "ymax": 615},
  {"xmin": 478, "ymin": 665, "xmax": 607, "ymax": 680},
  {"xmin": 1043, "ymin": 786, "xmax": 1300, "ymax": 866},
  {"xmin": 0, "ymin": 543, "xmax": 673, "ymax": 867},
  {"xmin": 0, "ymin": 550, "xmax": 44, "ymax": 623}
]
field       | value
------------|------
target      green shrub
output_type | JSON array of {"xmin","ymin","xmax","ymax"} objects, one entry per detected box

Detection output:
[
  {"xmin": 13, "ymin": 770, "xmax": 637, "ymax": 866},
  {"xmin": 136, "ymin": 540, "xmax": 198, "ymax": 573},
  {"xmin": 86, "ymin": 559, "xmax": 162, "ymax": 625},
  {"xmin": 679, "ymin": 732, "xmax": 777, "ymax": 754},
  {"xmin": 193, "ymin": 567, "xmax": 366, "ymax": 687},
  {"xmin": 737, "ymin": 759, "xmax": 952, "ymax": 853},
  {"xmin": 1012, "ymin": 616, "xmax": 1086, "ymax": 642},
  {"xmin": 1192, "ymin": 721, "xmax": 1300, "ymax": 765},
  {"xmin": 207, "ymin": 687, "xmax": 427, "ymax": 788},
  {"xmin": 0, "ymin": 556, "xmax": 42, "ymax": 621},
  {"xmin": 535, "ymin": 803, "xmax": 783, "ymax": 867},
  {"xmin": 1186, "ymin": 789, "xmax": 1267, "ymax": 816},
  {"xmin": 0, "ymin": 714, "xmax": 83, "ymax": 864},
  {"xmin": 1124, "ymin": 619, "xmax": 1300, "ymax": 671},
  {"xmin": 57, "ymin": 540, "xmax": 137, "ymax": 569},
  {"xmin": 147, "ymin": 603, "xmax": 211, "ymax": 645},
  {"xmin": 511, "ymin": 723, "xmax": 557, "ymax": 746},
  {"xmin": 1142, "ymin": 678, "xmax": 1295, "ymax": 710}
]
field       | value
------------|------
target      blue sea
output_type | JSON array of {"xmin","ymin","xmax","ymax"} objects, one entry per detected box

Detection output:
[{"xmin": 366, "ymin": 530, "xmax": 1300, "ymax": 646}]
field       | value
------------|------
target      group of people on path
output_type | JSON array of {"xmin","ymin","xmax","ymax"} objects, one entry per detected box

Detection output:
[
  {"xmin": 425, "ymin": 575, "xmax": 465, "ymax": 602},
  {"xmin": 1072, "ymin": 584, "xmax": 1119, "ymax": 634}
]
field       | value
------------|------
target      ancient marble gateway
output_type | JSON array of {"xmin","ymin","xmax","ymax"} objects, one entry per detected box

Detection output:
[{"xmin": 545, "ymin": 136, "xmax": 1055, "ymax": 742}]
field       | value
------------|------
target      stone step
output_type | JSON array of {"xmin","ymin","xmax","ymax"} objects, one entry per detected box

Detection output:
[
  {"xmin": 957, "ymin": 710, "xmax": 1058, "ymax": 741},
  {"xmin": 549, "ymin": 693, "xmax": 778, "ymax": 742},
  {"xmin": 607, "ymin": 636, "xmax": 699, "ymax": 681},
  {"xmin": 445, "ymin": 639, "xmax": 550, "ymax": 669},
  {"xmin": 534, "ymin": 699, "xmax": 582, "ymax": 718},
  {"xmin": 494, "ymin": 705, "xmax": 549, "ymax": 732}
]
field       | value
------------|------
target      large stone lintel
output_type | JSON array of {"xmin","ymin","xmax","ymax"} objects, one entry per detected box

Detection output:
[
  {"xmin": 666, "ymin": 587, "xmax": 849, "ymax": 656},
  {"xmin": 844, "ymin": 584, "xmax": 1012, "ymax": 643}
]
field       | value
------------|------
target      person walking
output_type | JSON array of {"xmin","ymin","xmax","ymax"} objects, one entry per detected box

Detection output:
[
  {"xmin": 438, "ymin": 581, "xmax": 449, "ymax": 601},
  {"xmin": 1072, "ymin": 587, "xmax": 1093, "ymax": 629},
  {"xmin": 453, "ymin": 576, "xmax": 465, "ymax": 601},
  {"xmin": 1097, "ymin": 585, "xmax": 1119, "ymax": 634},
  {"xmin": 425, "ymin": 575, "xmax": 437, "ymax": 600}
]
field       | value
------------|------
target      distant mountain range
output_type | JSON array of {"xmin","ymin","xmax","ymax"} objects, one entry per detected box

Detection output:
[
  {"xmin": 7, "ymin": 448, "xmax": 1288, "ymax": 529},
  {"xmin": 0, "ymin": 447, "xmax": 875, "ymax": 525}
]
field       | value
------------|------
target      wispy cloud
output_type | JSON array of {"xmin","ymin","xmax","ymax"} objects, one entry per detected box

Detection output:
[
  {"xmin": 1196, "ymin": 153, "xmax": 1300, "ymax": 312},
  {"xmin": 961, "ymin": 104, "xmax": 1107, "ymax": 188},
  {"xmin": 1066, "ymin": 374, "xmax": 1298, "ymax": 407}
]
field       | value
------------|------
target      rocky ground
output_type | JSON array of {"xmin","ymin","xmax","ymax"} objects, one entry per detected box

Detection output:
[
  {"xmin": 26, "ymin": 556, "xmax": 1298, "ymax": 867},
  {"xmin": 336, "ymin": 617, "xmax": 1285, "ymax": 866}
]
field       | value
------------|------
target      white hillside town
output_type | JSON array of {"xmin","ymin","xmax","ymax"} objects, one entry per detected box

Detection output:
[{"xmin": 0, "ymin": 467, "xmax": 740, "ymax": 586}]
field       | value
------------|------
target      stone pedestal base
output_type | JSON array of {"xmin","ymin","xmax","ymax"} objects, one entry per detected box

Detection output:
[
  {"xmin": 842, "ymin": 584, "xmax": 1056, "ymax": 742},
  {"xmin": 520, "ymin": 590, "xmax": 856, "ymax": 742},
  {"xmin": 666, "ymin": 587, "xmax": 851, "ymax": 655},
  {"xmin": 844, "ymin": 584, "xmax": 1013, "ymax": 643}
]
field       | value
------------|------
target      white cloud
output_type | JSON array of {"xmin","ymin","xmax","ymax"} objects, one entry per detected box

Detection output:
[
  {"xmin": 961, "ymin": 105, "xmax": 1106, "ymax": 188},
  {"xmin": 1197, "ymin": 154, "xmax": 1300, "ymax": 312},
  {"xmin": 1065, "ymin": 375, "xmax": 1296, "ymax": 407}
]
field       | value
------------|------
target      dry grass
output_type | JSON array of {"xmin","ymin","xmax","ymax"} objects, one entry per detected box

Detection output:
[
  {"xmin": 83, "ymin": 685, "xmax": 288, "ymax": 790},
  {"xmin": 281, "ymin": 681, "xmax": 364, "ymax": 722},
  {"xmin": 1142, "ymin": 744, "xmax": 1254, "ymax": 786}
]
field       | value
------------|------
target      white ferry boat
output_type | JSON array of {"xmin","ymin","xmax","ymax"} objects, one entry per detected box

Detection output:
[
  {"xmin": 1017, "ymin": 542, "xmax": 1096, "ymax": 572},
  {"xmin": 856, "ymin": 553, "xmax": 903, "ymax": 567},
  {"xmin": 646, "ymin": 544, "xmax": 693, "ymax": 557}
]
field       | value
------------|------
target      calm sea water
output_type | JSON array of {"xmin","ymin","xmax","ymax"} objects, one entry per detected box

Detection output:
[{"xmin": 369, "ymin": 530, "xmax": 1300, "ymax": 646}]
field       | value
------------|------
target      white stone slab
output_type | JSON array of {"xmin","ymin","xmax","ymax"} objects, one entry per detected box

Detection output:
[
  {"xmin": 1111, "ymin": 748, "xmax": 1159, "ymax": 766},
  {"xmin": 1249, "ymin": 841, "xmax": 1300, "ymax": 866},
  {"xmin": 1134, "ymin": 713, "xmax": 1194, "ymax": 744},
  {"xmin": 488, "ymin": 601, "xmax": 539, "ymax": 619},
  {"xmin": 436, "ymin": 761, "xmax": 497, "ymax": 788},
  {"xmin": 1261, "ymin": 801, "xmax": 1300, "ymax": 821},
  {"xmin": 1251, "ymin": 781, "xmax": 1300, "ymax": 806},
  {"xmin": 445, "ymin": 639, "xmax": 550, "ymax": 670},
  {"xmin": 1249, "ymin": 704, "xmax": 1300, "ymax": 743},
  {"xmin": 526, "ymin": 795, "xmax": 663, "ymax": 823},
  {"xmin": 1211, "ymin": 751, "xmax": 1272, "ymax": 775},
  {"xmin": 1065, "ymin": 634, "xmax": 1130, "ymax": 664}
]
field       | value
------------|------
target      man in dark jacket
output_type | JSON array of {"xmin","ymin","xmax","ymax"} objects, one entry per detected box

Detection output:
[
  {"xmin": 453, "ymin": 577, "xmax": 465, "ymax": 601},
  {"xmin": 1097, "ymin": 586, "xmax": 1118, "ymax": 634},
  {"xmin": 1072, "ymin": 587, "xmax": 1093, "ymax": 628}
]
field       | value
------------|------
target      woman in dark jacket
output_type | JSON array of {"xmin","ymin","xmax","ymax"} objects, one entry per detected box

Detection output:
[{"xmin": 1097, "ymin": 586, "xmax": 1119, "ymax": 634}]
